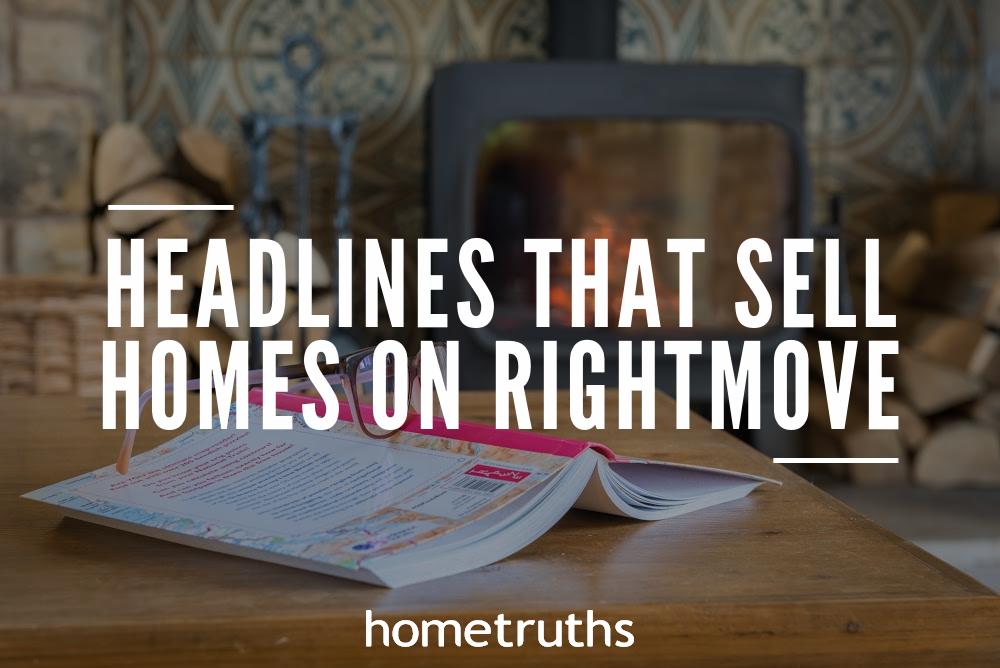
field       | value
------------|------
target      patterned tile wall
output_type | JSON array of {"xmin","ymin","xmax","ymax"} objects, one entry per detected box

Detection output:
[
  {"xmin": 124, "ymin": 0, "xmax": 983, "ymax": 319},
  {"xmin": 126, "ymin": 0, "xmax": 983, "ymax": 228},
  {"xmin": 125, "ymin": 1, "xmax": 546, "ymax": 205},
  {"xmin": 125, "ymin": 0, "xmax": 546, "ymax": 344},
  {"xmin": 618, "ymin": 0, "xmax": 983, "ymax": 224}
]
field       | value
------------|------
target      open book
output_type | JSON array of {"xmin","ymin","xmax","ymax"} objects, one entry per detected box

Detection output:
[{"xmin": 24, "ymin": 390, "xmax": 775, "ymax": 588}]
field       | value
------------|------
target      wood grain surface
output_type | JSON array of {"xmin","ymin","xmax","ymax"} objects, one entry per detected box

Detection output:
[{"xmin": 1, "ymin": 391, "xmax": 998, "ymax": 666}]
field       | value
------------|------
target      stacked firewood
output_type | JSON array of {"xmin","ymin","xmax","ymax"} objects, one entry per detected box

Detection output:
[
  {"xmin": 807, "ymin": 189, "xmax": 1000, "ymax": 488},
  {"xmin": 91, "ymin": 123, "xmax": 334, "ymax": 369}
]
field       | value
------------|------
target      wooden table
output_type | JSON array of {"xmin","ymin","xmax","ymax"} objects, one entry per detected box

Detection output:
[{"xmin": 1, "ymin": 391, "xmax": 998, "ymax": 666}]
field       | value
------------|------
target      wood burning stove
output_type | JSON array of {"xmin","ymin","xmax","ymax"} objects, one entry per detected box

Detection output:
[{"xmin": 427, "ymin": 62, "xmax": 810, "ymax": 457}]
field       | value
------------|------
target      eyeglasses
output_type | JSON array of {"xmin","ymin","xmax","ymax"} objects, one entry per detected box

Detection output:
[{"xmin": 116, "ymin": 342, "xmax": 449, "ymax": 474}]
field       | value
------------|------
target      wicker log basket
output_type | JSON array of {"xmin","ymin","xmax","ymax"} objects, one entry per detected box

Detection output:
[{"xmin": 0, "ymin": 276, "xmax": 183, "ymax": 397}]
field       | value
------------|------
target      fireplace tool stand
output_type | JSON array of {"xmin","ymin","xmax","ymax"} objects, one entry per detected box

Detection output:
[{"xmin": 240, "ymin": 33, "xmax": 360, "ymax": 368}]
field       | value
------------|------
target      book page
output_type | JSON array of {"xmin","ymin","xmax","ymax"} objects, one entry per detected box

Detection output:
[
  {"xmin": 25, "ymin": 405, "xmax": 572, "ymax": 570},
  {"xmin": 574, "ymin": 457, "xmax": 770, "ymax": 518}
]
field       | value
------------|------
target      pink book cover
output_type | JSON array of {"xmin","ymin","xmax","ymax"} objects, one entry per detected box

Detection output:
[{"xmin": 249, "ymin": 388, "xmax": 621, "ymax": 462}]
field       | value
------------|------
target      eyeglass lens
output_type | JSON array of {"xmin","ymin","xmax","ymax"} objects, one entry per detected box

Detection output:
[{"xmin": 350, "ymin": 343, "xmax": 448, "ymax": 436}]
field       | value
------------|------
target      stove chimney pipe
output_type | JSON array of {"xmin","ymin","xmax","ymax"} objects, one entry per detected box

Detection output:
[{"xmin": 546, "ymin": 0, "xmax": 618, "ymax": 60}]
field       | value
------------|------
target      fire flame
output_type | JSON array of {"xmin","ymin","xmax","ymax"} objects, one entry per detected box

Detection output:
[{"xmin": 550, "ymin": 211, "xmax": 680, "ymax": 328}]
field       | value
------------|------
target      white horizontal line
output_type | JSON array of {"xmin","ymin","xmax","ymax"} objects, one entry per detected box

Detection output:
[
  {"xmin": 773, "ymin": 458, "xmax": 900, "ymax": 464},
  {"xmin": 108, "ymin": 204, "xmax": 234, "ymax": 211}
]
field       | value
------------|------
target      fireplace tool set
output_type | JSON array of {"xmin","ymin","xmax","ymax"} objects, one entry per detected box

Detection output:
[{"xmin": 240, "ymin": 33, "xmax": 360, "ymax": 367}]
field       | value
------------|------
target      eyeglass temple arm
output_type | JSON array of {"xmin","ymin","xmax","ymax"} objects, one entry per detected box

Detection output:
[
  {"xmin": 117, "ymin": 376, "xmax": 209, "ymax": 474},
  {"xmin": 116, "ymin": 367, "xmax": 348, "ymax": 474},
  {"xmin": 287, "ymin": 373, "xmax": 349, "ymax": 392}
]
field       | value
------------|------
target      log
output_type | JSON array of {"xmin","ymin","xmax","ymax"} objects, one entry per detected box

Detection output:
[
  {"xmin": 802, "ymin": 337, "xmax": 927, "ymax": 447},
  {"xmin": 93, "ymin": 218, "xmax": 192, "ymax": 320},
  {"xmin": 174, "ymin": 218, "xmax": 250, "ymax": 286},
  {"xmin": 824, "ymin": 279, "xmax": 925, "ymax": 342},
  {"xmin": 92, "ymin": 217, "xmax": 157, "ymax": 280},
  {"xmin": 968, "ymin": 391, "xmax": 1000, "ymax": 429},
  {"xmin": 93, "ymin": 123, "xmax": 164, "ymax": 206},
  {"xmin": 274, "ymin": 231, "xmax": 331, "ymax": 289},
  {"xmin": 928, "ymin": 230, "xmax": 1000, "ymax": 278},
  {"xmin": 882, "ymin": 394, "xmax": 929, "ymax": 450},
  {"xmin": 808, "ymin": 379, "xmax": 869, "ymax": 433},
  {"xmin": 802, "ymin": 335, "xmax": 876, "ymax": 387},
  {"xmin": 802, "ymin": 421, "xmax": 847, "ymax": 478},
  {"xmin": 880, "ymin": 230, "xmax": 931, "ymax": 300},
  {"xmin": 210, "ymin": 286, "xmax": 297, "ymax": 344},
  {"xmin": 842, "ymin": 429, "xmax": 908, "ymax": 486},
  {"xmin": 173, "ymin": 127, "xmax": 237, "ymax": 202},
  {"xmin": 916, "ymin": 232, "xmax": 1000, "ymax": 326},
  {"xmin": 140, "ymin": 215, "xmax": 218, "ymax": 257},
  {"xmin": 916, "ymin": 274, "xmax": 1000, "ymax": 327},
  {"xmin": 107, "ymin": 178, "xmax": 215, "ymax": 237},
  {"xmin": 807, "ymin": 376, "xmax": 911, "ymax": 484},
  {"xmin": 179, "ymin": 226, "xmax": 331, "ymax": 293},
  {"xmin": 907, "ymin": 314, "xmax": 996, "ymax": 373},
  {"xmin": 931, "ymin": 190, "xmax": 1000, "ymax": 247},
  {"xmin": 913, "ymin": 421, "xmax": 1000, "ymax": 488},
  {"xmin": 892, "ymin": 349, "xmax": 983, "ymax": 414},
  {"xmin": 967, "ymin": 332, "xmax": 1000, "ymax": 385}
]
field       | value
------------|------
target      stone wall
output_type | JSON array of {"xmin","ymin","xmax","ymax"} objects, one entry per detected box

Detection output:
[{"xmin": 0, "ymin": 0, "xmax": 122, "ymax": 275}]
